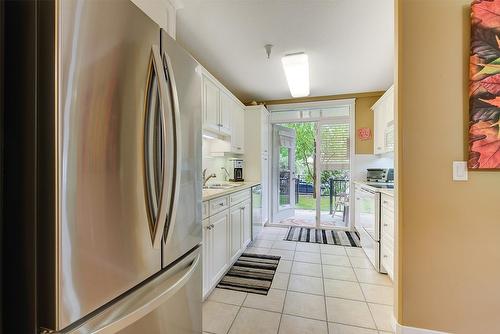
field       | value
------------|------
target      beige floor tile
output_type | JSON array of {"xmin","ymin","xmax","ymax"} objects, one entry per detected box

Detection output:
[
  {"xmin": 291, "ymin": 261, "xmax": 323, "ymax": 277},
  {"xmin": 278, "ymin": 314, "xmax": 328, "ymax": 334},
  {"xmin": 296, "ymin": 242, "xmax": 321, "ymax": 253},
  {"xmin": 328, "ymin": 323, "xmax": 378, "ymax": 334},
  {"xmin": 349, "ymin": 256, "xmax": 373, "ymax": 269},
  {"xmin": 272, "ymin": 240, "xmax": 297, "ymax": 251},
  {"xmin": 322, "ymin": 265, "xmax": 357, "ymax": 282},
  {"xmin": 353, "ymin": 268, "xmax": 392, "ymax": 286},
  {"xmin": 276, "ymin": 260, "xmax": 293, "ymax": 273},
  {"xmin": 202, "ymin": 301, "xmax": 239, "ymax": 334},
  {"xmin": 320, "ymin": 244, "xmax": 347, "ymax": 255},
  {"xmin": 345, "ymin": 247, "xmax": 366, "ymax": 258},
  {"xmin": 246, "ymin": 247, "xmax": 272, "ymax": 255},
  {"xmin": 271, "ymin": 272, "xmax": 290, "ymax": 290},
  {"xmin": 324, "ymin": 279, "xmax": 365, "ymax": 301},
  {"xmin": 243, "ymin": 289, "xmax": 286, "ymax": 313},
  {"xmin": 252, "ymin": 239, "xmax": 275, "ymax": 248},
  {"xmin": 283, "ymin": 291, "xmax": 327, "ymax": 320},
  {"xmin": 228, "ymin": 307, "xmax": 281, "ymax": 334},
  {"xmin": 269, "ymin": 249, "xmax": 295, "ymax": 260},
  {"xmin": 294, "ymin": 251, "xmax": 322, "ymax": 264},
  {"xmin": 288, "ymin": 274, "xmax": 324, "ymax": 295},
  {"xmin": 321, "ymin": 254, "xmax": 351, "ymax": 267},
  {"xmin": 257, "ymin": 233, "xmax": 279, "ymax": 241},
  {"xmin": 360, "ymin": 284, "xmax": 393, "ymax": 305},
  {"xmin": 208, "ymin": 288, "xmax": 247, "ymax": 306},
  {"xmin": 325, "ymin": 297, "xmax": 376, "ymax": 329},
  {"xmin": 368, "ymin": 303, "xmax": 394, "ymax": 332},
  {"xmin": 378, "ymin": 332, "xmax": 394, "ymax": 334}
]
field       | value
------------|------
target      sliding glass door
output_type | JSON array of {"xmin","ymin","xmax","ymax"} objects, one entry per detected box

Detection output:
[
  {"xmin": 317, "ymin": 119, "xmax": 351, "ymax": 229},
  {"xmin": 269, "ymin": 100, "xmax": 354, "ymax": 230}
]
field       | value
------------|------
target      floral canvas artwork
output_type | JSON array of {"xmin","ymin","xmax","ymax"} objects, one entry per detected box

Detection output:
[{"xmin": 469, "ymin": 0, "xmax": 500, "ymax": 169}]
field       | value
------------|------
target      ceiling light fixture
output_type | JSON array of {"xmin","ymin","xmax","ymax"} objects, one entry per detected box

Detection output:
[{"xmin": 281, "ymin": 52, "xmax": 310, "ymax": 98}]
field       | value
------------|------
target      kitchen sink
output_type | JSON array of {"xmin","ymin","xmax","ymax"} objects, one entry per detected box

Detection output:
[{"xmin": 203, "ymin": 184, "xmax": 238, "ymax": 190}]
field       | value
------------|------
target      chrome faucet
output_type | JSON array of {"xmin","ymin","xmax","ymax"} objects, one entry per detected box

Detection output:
[
  {"xmin": 202, "ymin": 168, "xmax": 217, "ymax": 186},
  {"xmin": 221, "ymin": 167, "xmax": 231, "ymax": 181}
]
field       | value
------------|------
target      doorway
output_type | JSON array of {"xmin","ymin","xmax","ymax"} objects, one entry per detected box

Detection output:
[{"xmin": 269, "ymin": 100, "xmax": 355, "ymax": 230}]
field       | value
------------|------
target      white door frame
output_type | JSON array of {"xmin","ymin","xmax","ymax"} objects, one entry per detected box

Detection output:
[
  {"xmin": 272, "ymin": 125, "xmax": 297, "ymax": 222},
  {"xmin": 268, "ymin": 99, "xmax": 356, "ymax": 230}
]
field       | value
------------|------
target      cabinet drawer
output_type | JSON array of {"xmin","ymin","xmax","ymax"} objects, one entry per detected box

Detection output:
[
  {"xmin": 202, "ymin": 201, "xmax": 209, "ymax": 219},
  {"xmin": 209, "ymin": 196, "xmax": 229, "ymax": 215},
  {"xmin": 230, "ymin": 189, "xmax": 251, "ymax": 206},
  {"xmin": 381, "ymin": 194, "xmax": 394, "ymax": 213},
  {"xmin": 381, "ymin": 242, "xmax": 394, "ymax": 280},
  {"xmin": 381, "ymin": 208, "xmax": 394, "ymax": 239}
]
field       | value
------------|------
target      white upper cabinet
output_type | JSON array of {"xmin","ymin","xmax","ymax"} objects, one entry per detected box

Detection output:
[
  {"xmin": 202, "ymin": 76, "xmax": 221, "ymax": 133},
  {"xmin": 219, "ymin": 91, "xmax": 233, "ymax": 136},
  {"xmin": 201, "ymin": 68, "xmax": 245, "ymax": 154},
  {"xmin": 130, "ymin": 0, "xmax": 177, "ymax": 38},
  {"xmin": 372, "ymin": 85, "xmax": 394, "ymax": 154},
  {"xmin": 230, "ymin": 102, "xmax": 245, "ymax": 154}
]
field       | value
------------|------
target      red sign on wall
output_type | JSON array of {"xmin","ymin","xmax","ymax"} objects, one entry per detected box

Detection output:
[{"xmin": 358, "ymin": 127, "xmax": 371, "ymax": 141}]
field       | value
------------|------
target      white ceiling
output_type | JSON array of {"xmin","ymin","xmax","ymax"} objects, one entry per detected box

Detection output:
[{"xmin": 176, "ymin": 0, "xmax": 394, "ymax": 102}]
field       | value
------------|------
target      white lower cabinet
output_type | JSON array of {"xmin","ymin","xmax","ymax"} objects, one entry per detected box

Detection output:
[
  {"xmin": 202, "ymin": 189, "xmax": 252, "ymax": 299},
  {"xmin": 202, "ymin": 211, "xmax": 230, "ymax": 297},
  {"xmin": 229, "ymin": 206, "xmax": 243, "ymax": 263},
  {"xmin": 380, "ymin": 193, "xmax": 395, "ymax": 280}
]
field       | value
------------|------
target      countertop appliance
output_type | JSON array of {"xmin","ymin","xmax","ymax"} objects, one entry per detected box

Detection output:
[
  {"xmin": 251, "ymin": 185, "xmax": 263, "ymax": 240},
  {"xmin": 229, "ymin": 159, "xmax": 245, "ymax": 182},
  {"xmin": 354, "ymin": 185, "xmax": 386, "ymax": 273},
  {"xmin": 367, "ymin": 168, "xmax": 394, "ymax": 183},
  {"xmin": 8, "ymin": 1, "xmax": 202, "ymax": 332}
]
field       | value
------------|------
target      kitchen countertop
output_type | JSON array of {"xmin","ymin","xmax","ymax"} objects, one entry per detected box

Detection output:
[
  {"xmin": 354, "ymin": 180, "xmax": 395, "ymax": 197},
  {"xmin": 202, "ymin": 181, "xmax": 261, "ymax": 201}
]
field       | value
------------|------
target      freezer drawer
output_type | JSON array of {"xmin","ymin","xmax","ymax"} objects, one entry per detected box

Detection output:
[{"xmin": 62, "ymin": 247, "xmax": 202, "ymax": 334}]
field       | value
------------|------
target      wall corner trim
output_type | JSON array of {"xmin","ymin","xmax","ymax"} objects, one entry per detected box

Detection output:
[{"xmin": 395, "ymin": 321, "xmax": 451, "ymax": 334}]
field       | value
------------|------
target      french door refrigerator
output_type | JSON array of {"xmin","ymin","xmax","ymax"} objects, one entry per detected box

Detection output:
[{"xmin": 34, "ymin": 0, "xmax": 202, "ymax": 333}]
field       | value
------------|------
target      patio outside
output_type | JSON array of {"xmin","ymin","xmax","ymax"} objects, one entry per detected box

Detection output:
[{"xmin": 277, "ymin": 122, "xmax": 351, "ymax": 228}]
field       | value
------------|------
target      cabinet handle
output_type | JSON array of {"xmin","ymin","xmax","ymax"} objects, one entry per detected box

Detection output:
[
  {"xmin": 383, "ymin": 201, "xmax": 388, "ymax": 204},
  {"xmin": 206, "ymin": 226, "xmax": 212, "ymax": 230},
  {"xmin": 211, "ymin": 224, "xmax": 215, "ymax": 228},
  {"xmin": 219, "ymin": 203, "xmax": 224, "ymax": 206},
  {"xmin": 383, "ymin": 255, "xmax": 388, "ymax": 258},
  {"xmin": 384, "ymin": 224, "xmax": 388, "ymax": 227},
  {"xmin": 356, "ymin": 197, "xmax": 360, "ymax": 200}
]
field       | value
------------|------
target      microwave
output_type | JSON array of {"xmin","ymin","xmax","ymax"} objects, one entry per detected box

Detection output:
[{"xmin": 367, "ymin": 168, "xmax": 394, "ymax": 183}]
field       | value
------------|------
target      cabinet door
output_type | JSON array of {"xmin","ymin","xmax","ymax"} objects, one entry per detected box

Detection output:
[
  {"xmin": 229, "ymin": 206, "xmax": 242, "ymax": 263},
  {"xmin": 242, "ymin": 199, "xmax": 252, "ymax": 247},
  {"xmin": 203, "ymin": 76, "xmax": 220, "ymax": 132},
  {"xmin": 373, "ymin": 99, "xmax": 386, "ymax": 154},
  {"xmin": 210, "ymin": 210, "xmax": 229, "ymax": 286},
  {"xmin": 202, "ymin": 218, "xmax": 211, "ymax": 298},
  {"xmin": 261, "ymin": 154, "xmax": 269, "ymax": 224},
  {"xmin": 261, "ymin": 110, "xmax": 269, "ymax": 155},
  {"xmin": 219, "ymin": 91, "xmax": 232, "ymax": 135},
  {"xmin": 231, "ymin": 103, "xmax": 244, "ymax": 154}
]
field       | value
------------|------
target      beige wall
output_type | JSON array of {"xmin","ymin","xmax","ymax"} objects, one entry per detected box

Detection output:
[
  {"xmin": 355, "ymin": 95, "xmax": 382, "ymax": 154},
  {"xmin": 264, "ymin": 92, "xmax": 383, "ymax": 154},
  {"xmin": 398, "ymin": 1, "xmax": 500, "ymax": 333}
]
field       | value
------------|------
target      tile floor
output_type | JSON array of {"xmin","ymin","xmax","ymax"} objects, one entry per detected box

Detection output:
[{"xmin": 203, "ymin": 226, "xmax": 394, "ymax": 334}]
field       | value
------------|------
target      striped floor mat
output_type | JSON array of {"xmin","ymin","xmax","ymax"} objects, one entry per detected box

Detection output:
[
  {"xmin": 217, "ymin": 253, "xmax": 281, "ymax": 295},
  {"xmin": 284, "ymin": 227, "xmax": 361, "ymax": 247}
]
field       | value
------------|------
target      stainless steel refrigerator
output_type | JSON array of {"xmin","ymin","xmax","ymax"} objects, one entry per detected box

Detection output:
[{"xmin": 34, "ymin": 1, "xmax": 202, "ymax": 332}]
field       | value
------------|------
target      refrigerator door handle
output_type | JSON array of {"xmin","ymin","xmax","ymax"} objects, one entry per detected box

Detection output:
[
  {"xmin": 145, "ymin": 45, "xmax": 174, "ymax": 249},
  {"xmin": 59, "ymin": 251, "xmax": 201, "ymax": 334},
  {"xmin": 161, "ymin": 51, "xmax": 182, "ymax": 245}
]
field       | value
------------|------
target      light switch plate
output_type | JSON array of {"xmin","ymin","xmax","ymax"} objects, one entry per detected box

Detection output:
[{"xmin": 453, "ymin": 161, "xmax": 468, "ymax": 181}]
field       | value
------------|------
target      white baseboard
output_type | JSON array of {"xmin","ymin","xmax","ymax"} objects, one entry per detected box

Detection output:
[{"xmin": 395, "ymin": 319, "xmax": 450, "ymax": 334}]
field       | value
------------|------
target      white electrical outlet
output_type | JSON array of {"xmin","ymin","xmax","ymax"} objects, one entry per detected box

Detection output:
[{"xmin": 453, "ymin": 161, "xmax": 468, "ymax": 181}]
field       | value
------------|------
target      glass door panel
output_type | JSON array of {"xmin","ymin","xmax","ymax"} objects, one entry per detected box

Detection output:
[{"xmin": 317, "ymin": 120, "xmax": 351, "ymax": 229}]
